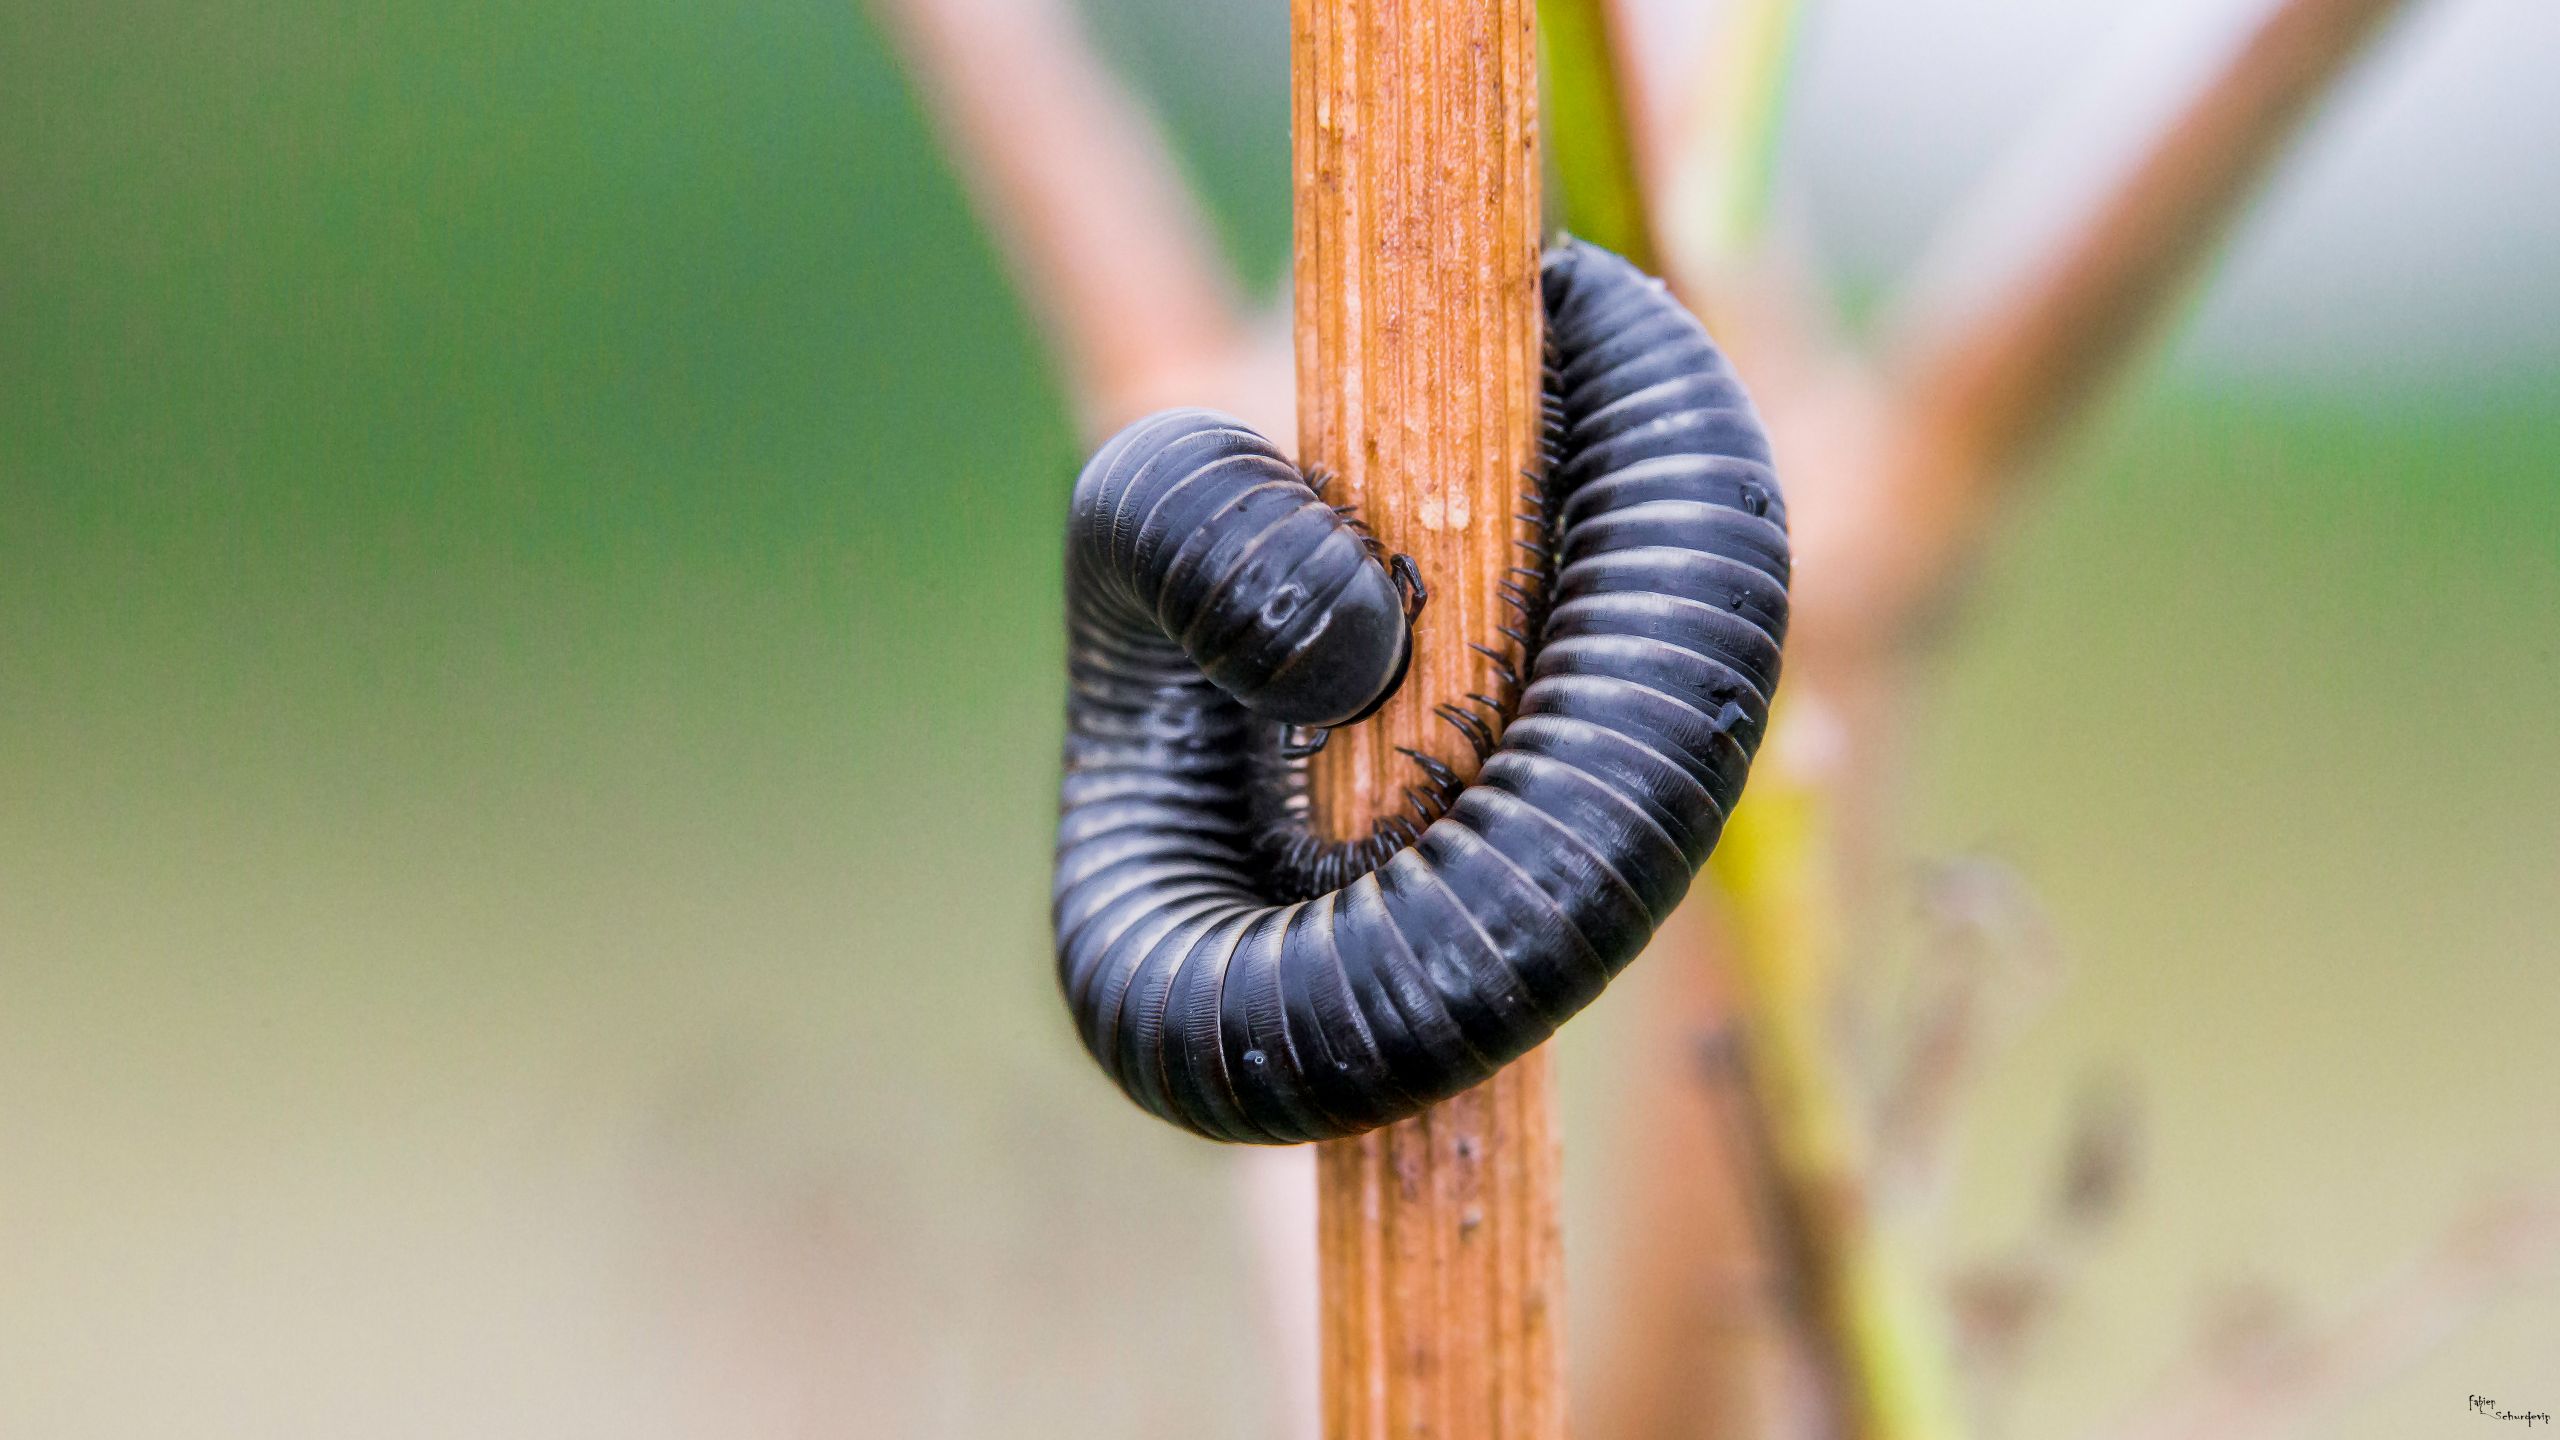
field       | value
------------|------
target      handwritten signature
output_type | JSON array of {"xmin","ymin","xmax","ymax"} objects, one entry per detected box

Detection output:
[{"xmin": 2474, "ymin": 1395, "xmax": 2553, "ymax": 1427}]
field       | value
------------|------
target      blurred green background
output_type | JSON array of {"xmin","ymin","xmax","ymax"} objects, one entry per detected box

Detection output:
[{"xmin": 3, "ymin": 0, "xmax": 2553, "ymax": 1437}]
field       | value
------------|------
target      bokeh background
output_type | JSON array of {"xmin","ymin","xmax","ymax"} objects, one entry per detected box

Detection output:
[{"xmin": 4, "ymin": 0, "xmax": 2554, "ymax": 1436}]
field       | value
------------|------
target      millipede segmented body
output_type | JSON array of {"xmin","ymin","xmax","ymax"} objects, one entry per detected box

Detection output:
[{"xmin": 1054, "ymin": 239, "xmax": 1789, "ymax": 1143}]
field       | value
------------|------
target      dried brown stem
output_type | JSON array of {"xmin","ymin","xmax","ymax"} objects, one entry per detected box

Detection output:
[
  {"xmin": 1295, "ymin": 0, "xmax": 1560, "ymax": 1434},
  {"xmin": 1580, "ymin": 900, "xmax": 1781, "ymax": 1440},
  {"xmin": 1801, "ymin": 0, "xmax": 2418, "ymax": 646},
  {"xmin": 1945, "ymin": 1082, "xmax": 2141, "ymax": 1417},
  {"xmin": 2086, "ymin": 1190, "xmax": 2560, "ymax": 1440},
  {"xmin": 866, "ymin": 0, "xmax": 1255, "ymax": 433},
  {"xmin": 1869, "ymin": 861, "xmax": 2065, "ymax": 1212},
  {"xmin": 1702, "ymin": 1022, "xmax": 1860, "ymax": 1440}
]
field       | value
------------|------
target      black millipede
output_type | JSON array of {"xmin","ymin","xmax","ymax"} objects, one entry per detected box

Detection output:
[{"xmin": 1053, "ymin": 239, "xmax": 1788, "ymax": 1144}]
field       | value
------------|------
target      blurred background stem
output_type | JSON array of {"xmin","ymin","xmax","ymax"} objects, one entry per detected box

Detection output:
[
  {"xmin": 870, "ymin": 1, "xmax": 2544, "ymax": 1436},
  {"xmin": 1546, "ymin": 1, "xmax": 2442, "ymax": 1436}
]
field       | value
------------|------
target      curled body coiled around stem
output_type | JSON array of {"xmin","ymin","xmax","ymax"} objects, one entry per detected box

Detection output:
[{"xmin": 1054, "ymin": 239, "xmax": 1789, "ymax": 1144}]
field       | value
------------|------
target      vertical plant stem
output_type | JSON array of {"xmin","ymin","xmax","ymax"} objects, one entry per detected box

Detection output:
[
  {"xmin": 1711, "ymin": 699, "xmax": 1966, "ymax": 1440},
  {"xmin": 1541, "ymin": 0, "xmax": 1660, "ymax": 269},
  {"xmin": 1293, "ymin": 0, "xmax": 1559, "ymax": 1435},
  {"xmin": 1577, "ymin": 899, "xmax": 1778, "ymax": 1440},
  {"xmin": 1661, "ymin": 0, "xmax": 1809, "ymax": 276}
]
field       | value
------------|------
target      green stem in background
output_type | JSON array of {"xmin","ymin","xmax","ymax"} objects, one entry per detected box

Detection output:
[
  {"xmin": 1667, "ymin": 0, "xmax": 1809, "ymax": 269},
  {"xmin": 1538, "ymin": 3, "xmax": 1963, "ymax": 1433},
  {"xmin": 1535, "ymin": 0, "xmax": 1809, "ymax": 276},
  {"xmin": 1537, "ymin": 0, "xmax": 1658, "ymax": 269},
  {"xmin": 1711, "ymin": 722, "xmax": 1968, "ymax": 1440}
]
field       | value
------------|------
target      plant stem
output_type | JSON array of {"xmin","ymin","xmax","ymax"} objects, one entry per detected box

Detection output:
[{"xmin": 1294, "ymin": 0, "xmax": 1560, "ymax": 1434}]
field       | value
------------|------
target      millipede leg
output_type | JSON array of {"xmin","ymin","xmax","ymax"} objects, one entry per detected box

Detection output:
[{"xmin": 1390, "ymin": 554, "xmax": 1428, "ymax": 621}]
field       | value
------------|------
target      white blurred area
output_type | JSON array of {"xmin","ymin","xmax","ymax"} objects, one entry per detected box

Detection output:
[{"xmin": 1653, "ymin": 0, "xmax": 2560, "ymax": 384}]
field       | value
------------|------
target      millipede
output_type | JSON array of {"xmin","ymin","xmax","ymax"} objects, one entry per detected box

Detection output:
[{"xmin": 1052, "ymin": 239, "xmax": 1789, "ymax": 1144}]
